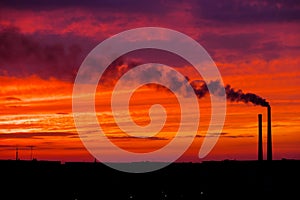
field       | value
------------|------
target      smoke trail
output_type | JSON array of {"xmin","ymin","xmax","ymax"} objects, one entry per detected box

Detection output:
[
  {"xmin": 190, "ymin": 80, "xmax": 269, "ymax": 107},
  {"xmin": 224, "ymin": 84, "xmax": 269, "ymax": 107},
  {"xmin": 109, "ymin": 60, "xmax": 269, "ymax": 107}
]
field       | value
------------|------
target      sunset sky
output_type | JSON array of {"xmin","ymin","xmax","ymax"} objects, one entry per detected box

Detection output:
[{"xmin": 0, "ymin": 0, "xmax": 299, "ymax": 162}]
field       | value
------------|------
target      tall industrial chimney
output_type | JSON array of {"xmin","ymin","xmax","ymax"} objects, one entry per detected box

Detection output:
[
  {"xmin": 16, "ymin": 147, "xmax": 19, "ymax": 161},
  {"xmin": 267, "ymin": 105, "xmax": 272, "ymax": 161},
  {"xmin": 258, "ymin": 114, "xmax": 263, "ymax": 161}
]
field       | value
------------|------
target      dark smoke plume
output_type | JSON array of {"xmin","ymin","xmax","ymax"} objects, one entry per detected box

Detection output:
[
  {"xmin": 224, "ymin": 84, "xmax": 269, "ymax": 107},
  {"xmin": 109, "ymin": 60, "xmax": 269, "ymax": 107},
  {"xmin": 190, "ymin": 80, "xmax": 269, "ymax": 107},
  {"xmin": 101, "ymin": 57, "xmax": 270, "ymax": 107}
]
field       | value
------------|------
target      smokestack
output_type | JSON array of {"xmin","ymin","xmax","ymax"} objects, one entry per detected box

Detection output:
[
  {"xmin": 16, "ymin": 147, "xmax": 19, "ymax": 161},
  {"xmin": 267, "ymin": 105, "xmax": 272, "ymax": 161},
  {"xmin": 258, "ymin": 114, "xmax": 263, "ymax": 161}
]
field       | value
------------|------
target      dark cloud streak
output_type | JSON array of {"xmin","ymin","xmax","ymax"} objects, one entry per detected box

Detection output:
[
  {"xmin": 3, "ymin": 96, "xmax": 22, "ymax": 101},
  {"xmin": 0, "ymin": 0, "xmax": 168, "ymax": 14},
  {"xmin": 0, "ymin": 26, "xmax": 84, "ymax": 81},
  {"xmin": 108, "ymin": 135, "xmax": 168, "ymax": 141},
  {"xmin": 194, "ymin": 132, "xmax": 254, "ymax": 138},
  {"xmin": 0, "ymin": 132, "xmax": 76, "ymax": 139},
  {"xmin": 2, "ymin": 0, "xmax": 299, "ymax": 24},
  {"xmin": 195, "ymin": 0, "xmax": 300, "ymax": 23}
]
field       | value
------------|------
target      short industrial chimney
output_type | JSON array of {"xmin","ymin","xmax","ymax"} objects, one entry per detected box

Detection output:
[
  {"xmin": 267, "ymin": 105, "xmax": 272, "ymax": 161},
  {"xmin": 258, "ymin": 114, "xmax": 263, "ymax": 161}
]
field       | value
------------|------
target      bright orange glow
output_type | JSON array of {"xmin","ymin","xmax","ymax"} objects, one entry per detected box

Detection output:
[{"xmin": 97, "ymin": 84, "xmax": 181, "ymax": 153}]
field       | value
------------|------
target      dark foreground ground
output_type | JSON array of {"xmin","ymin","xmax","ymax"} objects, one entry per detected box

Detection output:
[{"xmin": 1, "ymin": 159, "xmax": 299, "ymax": 200}]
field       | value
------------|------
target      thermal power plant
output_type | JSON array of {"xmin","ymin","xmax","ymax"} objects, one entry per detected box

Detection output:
[
  {"xmin": 267, "ymin": 105, "xmax": 272, "ymax": 161},
  {"xmin": 258, "ymin": 114, "xmax": 263, "ymax": 161}
]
